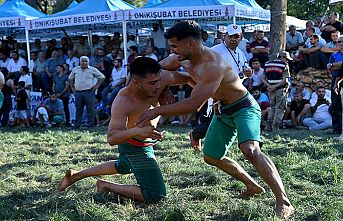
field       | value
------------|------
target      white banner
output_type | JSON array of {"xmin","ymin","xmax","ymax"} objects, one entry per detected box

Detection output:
[
  {"xmin": 0, "ymin": 17, "xmax": 24, "ymax": 28},
  {"xmin": 234, "ymin": 5, "xmax": 270, "ymax": 21},
  {"xmin": 10, "ymin": 92, "xmax": 76, "ymax": 123},
  {"xmin": 126, "ymin": 5, "xmax": 234, "ymax": 21},
  {"xmin": 329, "ymin": 0, "xmax": 343, "ymax": 4},
  {"xmin": 27, "ymin": 11, "xmax": 123, "ymax": 30}
]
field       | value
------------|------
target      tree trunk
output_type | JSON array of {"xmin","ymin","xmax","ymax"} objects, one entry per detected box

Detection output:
[{"xmin": 270, "ymin": 0, "xmax": 287, "ymax": 58}]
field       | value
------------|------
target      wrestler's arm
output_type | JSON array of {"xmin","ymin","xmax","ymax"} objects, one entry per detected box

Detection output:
[
  {"xmin": 107, "ymin": 94, "xmax": 162, "ymax": 145},
  {"xmin": 159, "ymin": 54, "xmax": 181, "ymax": 71},
  {"xmin": 153, "ymin": 64, "xmax": 222, "ymax": 116},
  {"xmin": 161, "ymin": 70, "xmax": 196, "ymax": 88}
]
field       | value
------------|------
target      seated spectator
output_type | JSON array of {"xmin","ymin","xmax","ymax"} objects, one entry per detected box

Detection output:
[
  {"xmin": 320, "ymin": 12, "xmax": 343, "ymax": 43},
  {"xmin": 145, "ymin": 46, "xmax": 158, "ymax": 61},
  {"xmin": 0, "ymin": 50, "xmax": 10, "ymax": 69},
  {"xmin": 73, "ymin": 36, "xmax": 91, "ymax": 57},
  {"xmin": 288, "ymin": 81, "xmax": 311, "ymax": 102},
  {"xmin": 283, "ymin": 92, "xmax": 311, "ymax": 128},
  {"xmin": 252, "ymin": 87, "xmax": 270, "ymax": 129},
  {"xmin": 310, "ymin": 79, "xmax": 331, "ymax": 103},
  {"xmin": 300, "ymin": 34, "xmax": 326, "ymax": 71},
  {"xmin": 36, "ymin": 93, "xmax": 64, "ymax": 127},
  {"xmin": 320, "ymin": 31, "xmax": 340, "ymax": 66},
  {"xmin": 249, "ymin": 30, "xmax": 270, "ymax": 67},
  {"xmin": 14, "ymin": 81, "xmax": 30, "ymax": 127},
  {"xmin": 94, "ymin": 96, "xmax": 108, "ymax": 127},
  {"xmin": 286, "ymin": 25, "xmax": 304, "ymax": 52},
  {"xmin": 101, "ymin": 59, "xmax": 126, "ymax": 110},
  {"xmin": 248, "ymin": 58, "xmax": 264, "ymax": 90},
  {"xmin": 127, "ymin": 46, "xmax": 139, "ymax": 65},
  {"xmin": 18, "ymin": 66, "xmax": 32, "ymax": 95},
  {"xmin": 303, "ymin": 86, "xmax": 332, "ymax": 130},
  {"xmin": 7, "ymin": 50, "xmax": 27, "ymax": 83},
  {"xmin": 65, "ymin": 50, "xmax": 79, "ymax": 72}
]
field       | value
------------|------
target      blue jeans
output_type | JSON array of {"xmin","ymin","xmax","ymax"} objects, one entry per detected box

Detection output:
[
  {"xmin": 74, "ymin": 90, "xmax": 95, "ymax": 128},
  {"xmin": 101, "ymin": 84, "xmax": 124, "ymax": 106}
]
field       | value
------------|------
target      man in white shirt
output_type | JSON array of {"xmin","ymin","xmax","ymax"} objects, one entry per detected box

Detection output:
[
  {"xmin": 303, "ymin": 86, "xmax": 332, "ymax": 130},
  {"xmin": 101, "ymin": 59, "xmax": 126, "ymax": 109},
  {"xmin": 7, "ymin": 51, "xmax": 27, "ymax": 83},
  {"xmin": 211, "ymin": 24, "xmax": 250, "ymax": 79},
  {"xmin": 18, "ymin": 66, "xmax": 32, "ymax": 95},
  {"xmin": 286, "ymin": 25, "xmax": 304, "ymax": 52},
  {"xmin": 65, "ymin": 50, "xmax": 79, "ymax": 71},
  {"xmin": 310, "ymin": 79, "xmax": 331, "ymax": 103},
  {"xmin": 145, "ymin": 46, "xmax": 158, "ymax": 61},
  {"xmin": 151, "ymin": 21, "xmax": 167, "ymax": 60}
]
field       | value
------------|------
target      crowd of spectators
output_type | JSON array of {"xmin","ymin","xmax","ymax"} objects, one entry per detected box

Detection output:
[{"xmin": 0, "ymin": 14, "xmax": 342, "ymax": 135}]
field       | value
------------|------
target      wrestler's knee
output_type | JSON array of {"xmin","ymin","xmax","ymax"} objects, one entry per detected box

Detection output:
[
  {"xmin": 142, "ymin": 186, "xmax": 166, "ymax": 203},
  {"xmin": 204, "ymin": 155, "xmax": 220, "ymax": 166},
  {"xmin": 239, "ymin": 141, "xmax": 262, "ymax": 163}
]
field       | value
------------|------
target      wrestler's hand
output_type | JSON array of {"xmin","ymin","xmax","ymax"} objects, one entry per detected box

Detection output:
[
  {"xmin": 137, "ymin": 109, "xmax": 159, "ymax": 127},
  {"xmin": 135, "ymin": 125, "xmax": 163, "ymax": 140}
]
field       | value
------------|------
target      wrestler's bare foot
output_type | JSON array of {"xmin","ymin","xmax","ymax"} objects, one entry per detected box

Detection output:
[
  {"xmin": 96, "ymin": 179, "xmax": 111, "ymax": 192},
  {"xmin": 189, "ymin": 131, "xmax": 202, "ymax": 152},
  {"xmin": 239, "ymin": 185, "xmax": 265, "ymax": 198},
  {"xmin": 276, "ymin": 202, "xmax": 295, "ymax": 219},
  {"xmin": 57, "ymin": 169, "xmax": 78, "ymax": 192}
]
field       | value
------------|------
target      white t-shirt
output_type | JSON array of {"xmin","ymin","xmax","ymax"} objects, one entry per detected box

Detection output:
[
  {"xmin": 211, "ymin": 43, "xmax": 247, "ymax": 76},
  {"xmin": 111, "ymin": 67, "xmax": 126, "ymax": 86},
  {"xmin": 0, "ymin": 58, "xmax": 10, "ymax": 69},
  {"xmin": 151, "ymin": 29, "xmax": 166, "ymax": 49},
  {"xmin": 310, "ymin": 90, "xmax": 331, "ymax": 105},
  {"xmin": 310, "ymin": 96, "xmax": 332, "ymax": 120},
  {"xmin": 146, "ymin": 53, "xmax": 158, "ymax": 61},
  {"xmin": 66, "ymin": 57, "xmax": 80, "ymax": 71},
  {"xmin": 18, "ymin": 74, "xmax": 32, "ymax": 94},
  {"xmin": 251, "ymin": 68, "xmax": 264, "ymax": 87},
  {"xmin": 7, "ymin": 57, "xmax": 27, "ymax": 72}
]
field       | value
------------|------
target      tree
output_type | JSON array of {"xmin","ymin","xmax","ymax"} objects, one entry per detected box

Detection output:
[{"xmin": 269, "ymin": 0, "xmax": 287, "ymax": 56}]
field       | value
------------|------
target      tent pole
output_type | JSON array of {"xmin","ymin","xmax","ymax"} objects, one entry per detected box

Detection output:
[
  {"xmin": 87, "ymin": 28, "xmax": 93, "ymax": 53},
  {"xmin": 25, "ymin": 25, "xmax": 33, "ymax": 91},
  {"xmin": 122, "ymin": 19, "xmax": 128, "ymax": 73},
  {"xmin": 233, "ymin": 16, "xmax": 236, "ymax": 25}
]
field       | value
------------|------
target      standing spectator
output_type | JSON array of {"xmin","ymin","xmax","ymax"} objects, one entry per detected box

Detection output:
[
  {"xmin": 102, "ymin": 36, "xmax": 113, "ymax": 54},
  {"xmin": 329, "ymin": 36, "xmax": 343, "ymax": 134},
  {"xmin": 120, "ymin": 34, "xmax": 138, "ymax": 51},
  {"xmin": 73, "ymin": 36, "xmax": 91, "ymax": 57},
  {"xmin": 60, "ymin": 34, "xmax": 74, "ymax": 56},
  {"xmin": 32, "ymin": 39, "xmax": 43, "ymax": 53},
  {"xmin": 250, "ymin": 30, "xmax": 270, "ymax": 68},
  {"xmin": 45, "ymin": 40, "xmax": 56, "ymax": 59},
  {"xmin": 0, "ymin": 68, "xmax": 15, "ymax": 127},
  {"xmin": 151, "ymin": 21, "xmax": 167, "ymax": 60},
  {"xmin": 320, "ymin": 12, "xmax": 343, "ymax": 43},
  {"xmin": 1, "ymin": 40, "xmax": 13, "ymax": 57},
  {"xmin": 201, "ymin": 30, "xmax": 213, "ymax": 47},
  {"xmin": 283, "ymin": 92, "xmax": 311, "ymax": 128},
  {"xmin": 91, "ymin": 35, "xmax": 102, "ymax": 56},
  {"xmin": 18, "ymin": 66, "xmax": 32, "ymax": 95},
  {"xmin": 303, "ymin": 86, "xmax": 332, "ymax": 130},
  {"xmin": 262, "ymin": 51, "xmax": 292, "ymax": 131},
  {"xmin": 65, "ymin": 50, "xmax": 79, "ymax": 72},
  {"xmin": 211, "ymin": 24, "xmax": 250, "ymax": 79},
  {"xmin": 46, "ymin": 50, "xmax": 65, "ymax": 90},
  {"xmin": 68, "ymin": 56, "xmax": 105, "ymax": 128},
  {"xmin": 0, "ymin": 71, "xmax": 4, "ymax": 108},
  {"xmin": 7, "ymin": 50, "xmax": 27, "ymax": 83},
  {"xmin": 14, "ymin": 81, "xmax": 30, "ymax": 127},
  {"xmin": 53, "ymin": 65, "xmax": 70, "ymax": 126},
  {"xmin": 33, "ymin": 51, "xmax": 48, "ymax": 91},
  {"xmin": 286, "ymin": 25, "xmax": 304, "ymax": 52}
]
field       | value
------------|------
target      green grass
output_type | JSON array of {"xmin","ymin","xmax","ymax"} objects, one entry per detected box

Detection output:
[{"xmin": 0, "ymin": 126, "xmax": 342, "ymax": 221}]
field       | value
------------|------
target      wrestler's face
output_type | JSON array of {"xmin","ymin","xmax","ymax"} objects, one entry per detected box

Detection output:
[
  {"xmin": 168, "ymin": 37, "xmax": 194, "ymax": 61},
  {"xmin": 137, "ymin": 72, "xmax": 161, "ymax": 98}
]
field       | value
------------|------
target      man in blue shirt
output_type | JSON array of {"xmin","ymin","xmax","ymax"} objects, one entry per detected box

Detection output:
[{"xmin": 328, "ymin": 35, "xmax": 343, "ymax": 134}]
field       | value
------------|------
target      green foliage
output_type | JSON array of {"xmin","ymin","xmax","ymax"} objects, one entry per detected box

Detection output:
[{"xmin": 0, "ymin": 127, "xmax": 342, "ymax": 220}]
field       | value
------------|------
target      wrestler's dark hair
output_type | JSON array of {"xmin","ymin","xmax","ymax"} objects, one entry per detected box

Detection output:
[
  {"xmin": 164, "ymin": 20, "xmax": 202, "ymax": 41},
  {"xmin": 130, "ymin": 57, "xmax": 160, "ymax": 78}
]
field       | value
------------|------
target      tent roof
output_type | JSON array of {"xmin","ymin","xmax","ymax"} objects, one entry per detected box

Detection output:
[
  {"xmin": 142, "ymin": 0, "xmax": 162, "ymax": 8},
  {"xmin": 53, "ymin": 0, "xmax": 135, "ymax": 16},
  {"xmin": 67, "ymin": 0, "xmax": 79, "ymax": 9},
  {"xmin": 143, "ymin": 0, "xmax": 240, "ymax": 8},
  {"xmin": 0, "ymin": 0, "xmax": 46, "ymax": 18}
]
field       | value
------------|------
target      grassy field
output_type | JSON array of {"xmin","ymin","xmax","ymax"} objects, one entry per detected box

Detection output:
[{"xmin": 0, "ymin": 126, "xmax": 342, "ymax": 221}]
